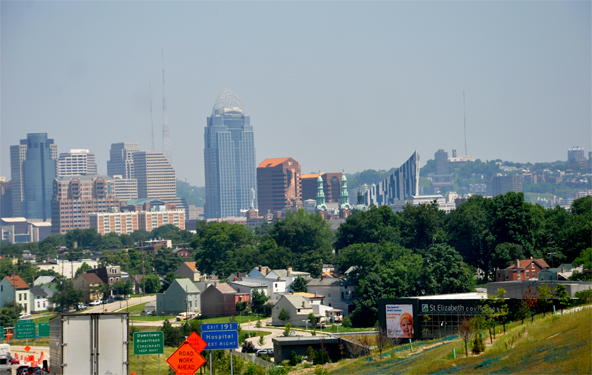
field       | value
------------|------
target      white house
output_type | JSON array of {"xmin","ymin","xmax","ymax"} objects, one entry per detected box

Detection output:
[
  {"xmin": 272, "ymin": 294, "xmax": 314, "ymax": 327},
  {"xmin": 265, "ymin": 267, "xmax": 310, "ymax": 289},
  {"xmin": 306, "ymin": 277, "xmax": 356, "ymax": 317},
  {"xmin": 240, "ymin": 276, "xmax": 287, "ymax": 301},
  {"xmin": 0, "ymin": 275, "xmax": 32, "ymax": 313},
  {"xmin": 30, "ymin": 286, "xmax": 49, "ymax": 313}
]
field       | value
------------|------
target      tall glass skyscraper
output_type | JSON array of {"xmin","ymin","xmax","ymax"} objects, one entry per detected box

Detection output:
[
  {"xmin": 204, "ymin": 89, "xmax": 257, "ymax": 219},
  {"xmin": 364, "ymin": 151, "xmax": 420, "ymax": 207}
]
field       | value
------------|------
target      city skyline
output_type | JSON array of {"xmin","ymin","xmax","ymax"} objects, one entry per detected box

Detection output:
[{"xmin": 1, "ymin": 2, "xmax": 590, "ymax": 187}]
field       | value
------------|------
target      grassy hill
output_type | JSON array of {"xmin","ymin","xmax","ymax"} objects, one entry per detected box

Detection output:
[{"xmin": 312, "ymin": 306, "xmax": 591, "ymax": 374}]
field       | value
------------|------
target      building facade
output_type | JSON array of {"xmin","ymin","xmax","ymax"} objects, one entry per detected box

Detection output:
[
  {"xmin": 301, "ymin": 173, "xmax": 343, "ymax": 203},
  {"xmin": 257, "ymin": 157, "xmax": 301, "ymax": 215},
  {"xmin": 51, "ymin": 175, "xmax": 120, "ymax": 234},
  {"xmin": 434, "ymin": 149, "xmax": 449, "ymax": 175},
  {"xmin": 567, "ymin": 146, "xmax": 585, "ymax": 162},
  {"xmin": 11, "ymin": 133, "xmax": 58, "ymax": 220},
  {"xmin": 364, "ymin": 151, "xmax": 420, "ymax": 207},
  {"xmin": 89, "ymin": 206, "xmax": 185, "ymax": 235},
  {"xmin": 204, "ymin": 89, "xmax": 257, "ymax": 219},
  {"xmin": 58, "ymin": 149, "xmax": 98, "ymax": 177},
  {"xmin": 111, "ymin": 176, "xmax": 138, "ymax": 201},
  {"xmin": 490, "ymin": 175, "xmax": 522, "ymax": 197},
  {"xmin": 107, "ymin": 142, "xmax": 140, "ymax": 179},
  {"xmin": 132, "ymin": 151, "xmax": 176, "ymax": 199}
]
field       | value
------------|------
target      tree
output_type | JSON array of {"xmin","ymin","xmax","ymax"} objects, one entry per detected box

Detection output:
[
  {"xmin": 154, "ymin": 247, "xmax": 183, "ymax": 276},
  {"xmin": 50, "ymin": 281, "xmax": 84, "ymax": 311},
  {"xmin": 279, "ymin": 309, "xmax": 290, "ymax": 322},
  {"xmin": 161, "ymin": 272, "xmax": 183, "ymax": 292},
  {"xmin": 458, "ymin": 318, "xmax": 473, "ymax": 357},
  {"xmin": 342, "ymin": 317, "xmax": 352, "ymax": 328},
  {"xmin": 334, "ymin": 205, "xmax": 400, "ymax": 251},
  {"xmin": 283, "ymin": 323, "xmax": 292, "ymax": 337},
  {"xmin": 0, "ymin": 302, "xmax": 23, "ymax": 327},
  {"xmin": 523, "ymin": 286, "xmax": 539, "ymax": 323},
  {"xmin": 374, "ymin": 322, "xmax": 393, "ymax": 360},
  {"xmin": 251, "ymin": 289, "xmax": 269, "ymax": 315},
  {"xmin": 100, "ymin": 232, "xmax": 123, "ymax": 249},
  {"xmin": 399, "ymin": 201, "xmax": 447, "ymax": 252},
  {"xmin": 290, "ymin": 276, "xmax": 308, "ymax": 293},
  {"xmin": 113, "ymin": 280, "xmax": 134, "ymax": 298},
  {"xmin": 537, "ymin": 284, "xmax": 553, "ymax": 317},
  {"xmin": 142, "ymin": 274, "xmax": 161, "ymax": 293},
  {"xmin": 308, "ymin": 312, "xmax": 316, "ymax": 328},
  {"xmin": 571, "ymin": 248, "xmax": 592, "ymax": 281},
  {"xmin": 554, "ymin": 284, "xmax": 571, "ymax": 314},
  {"xmin": 421, "ymin": 244, "xmax": 475, "ymax": 295}
]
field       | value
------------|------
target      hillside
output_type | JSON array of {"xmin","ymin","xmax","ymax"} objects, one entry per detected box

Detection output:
[{"xmin": 312, "ymin": 306, "xmax": 591, "ymax": 374}]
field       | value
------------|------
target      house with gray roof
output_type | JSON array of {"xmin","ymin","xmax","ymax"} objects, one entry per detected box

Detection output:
[
  {"xmin": 265, "ymin": 267, "xmax": 311, "ymax": 289},
  {"xmin": 539, "ymin": 264, "xmax": 582, "ymax": 281},
  {"xmin": 30, "ymin": 286, "xmax": 48, "ymax": 313},
  {"xmin": 306, "ymin": 277, "xmax": 356, "ymax": 317},
  {"xmin": 229, "ymin": 280, "xmax": 268, "ymax": 297},
  {"xmin": 156, "ymin": 279, "xmax": 201, "ymax": 315},
  {"xmin": 34, "ymin": 276, "xmax": 59, "ymax": 286},
  {"xmin": 201, "ymin": 282, "xmax": 247, "ymax": 317},
  {"xmin": 272, "ymin": 294, "xmax": 315, "ymax": 327}
]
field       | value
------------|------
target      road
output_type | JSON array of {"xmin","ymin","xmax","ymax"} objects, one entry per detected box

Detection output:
[
  {"xmin": 86, "ymin": 295, "xmax": 156, "ymax": 313},
  {"xmin": 240, "ymin": 318, "xmax": 327, "ymax": 351}
]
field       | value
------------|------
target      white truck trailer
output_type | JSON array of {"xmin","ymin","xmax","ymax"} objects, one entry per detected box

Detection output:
[{"xmin": 49, "ymin": 313, "xmax": 129, "ymax": 375}]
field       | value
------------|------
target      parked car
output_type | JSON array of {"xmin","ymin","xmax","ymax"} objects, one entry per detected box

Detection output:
[
  {"xmin": 140, "ymin": 311, "xmax": 153, "ymax": 316},
  {"xmin": 104, "ymin": 298, "xmax": 115, "ymax": 304},
  {"xmin": 316, "ymin": 322, "xmax": 327, "ymax": 329},
  {"xmin": 11, "ymin": 357, "xmax": 20, "ymax": 364},
  {"xmin": 89, "ymin": 300, "xmax": 102, "ymax": 306},
  {"xmin": 19, "ymin": 313, "xmax": 31, "ymax": 319},
  {"xmin": 256, "ymin": 349, "xmax": 273, "ymax": 357},
  {"xmin": 77, "ymin": 304, "xmax": 87, "ymax": 310},
  {"xmin": 176, "ymin": 312, "xmax": 196, "ymax": 321},
  {"xmin": 16, "ymin": 366, "xmax": 29, "ymax": 375},
  {"xmin": 24, "ymin": 367, "xmax": 43, "ymax": 374}
]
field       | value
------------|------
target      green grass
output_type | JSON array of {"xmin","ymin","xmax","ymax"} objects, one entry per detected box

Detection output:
[
  {"xmin": 200, "ymin": 315, "xmax": 265, "ymax": 324},
  {"xmin": 33, "ymin": 315, "xmax": 57, "ymax": 324},
  {"xmin": 318, "ymin": 306, "xmax": 591, "ymax": 375},
  {"xmin": 114, "ymin": 302, "xmax": 148, "ymax": 313},
  {"xmin": 130, "ymin": 314, "xmax": 177, "ymax": 322}
]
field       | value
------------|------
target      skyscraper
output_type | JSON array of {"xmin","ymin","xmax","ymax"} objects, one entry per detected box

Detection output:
[
  {"xmin": 434, "ymin": 149, "xmax": 449, "ymax": 175},
  {"xmin": 107, "ymin": 142, "xmax": 140, "ymax": 179},
  {"xmin": 132, "ymin": 151, "xmax": 176, "ymax": 199},
  {"xmin": 10, "ymin": 133, "xmax": 58, "ymax": 220},
  {"xmin": 58, "ymin": 149, "xmax": 98, "ymax": 177},
  {"xmin": 364, "ymin": 151, "xmax": 420, "ymax": 207},
  {"xmin": 257, "ymin": 157, "xmax": 301, "ymax": 215},
  {"xmin": 204, "ymin": 89, "xmax": 257, "ymax": 219}
]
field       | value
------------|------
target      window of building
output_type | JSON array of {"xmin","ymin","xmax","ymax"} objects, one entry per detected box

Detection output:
[
  {"xmin": 505, "ymin": 273, "xmax": 509, "ymax": 280},
  {"xmin": 518, "ymin": 272, "xmax": 521, "ymax": 280}
]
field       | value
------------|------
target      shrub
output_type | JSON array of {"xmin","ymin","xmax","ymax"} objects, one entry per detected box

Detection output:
[
  {"xmin": 289, "ymin": 351, "xmax": 303, "ymax": 366},
  {"xmin": 243, "ymin": 361, "xmax": 266, "ymax": 375},
  {"xmin": 575, "ymin": 289, "xmax": 592, "ymax": 304},
  {"xmin": 242, "ymin": 340, "xmax": 256, "ymax": 353},
  {"xmin": 472, "ymin": 334, "xmax": 485, "ymax": 354},
  {"xmin": 342, "ymin": 317, "xmax": 352, "ymax": 328},
  {"xmin": 266, "ymin": 365, "xmax": 289, "ymax": 375},
  {"xmin": 306, "ymin": 346, "xmax": 315, "ymax": 362},
  {"xmin": 315, "ymin": 365, "xmax": 329, "ymax": 375}
]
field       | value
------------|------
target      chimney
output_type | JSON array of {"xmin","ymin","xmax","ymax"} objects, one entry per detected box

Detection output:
[
  {"xmin": 287, "ymin": 267, "xmax": 292, "ymax": 277},
  {"xmin": 561, "ymin": 266, "xmax": 565, "ymax": 273},
  {"xmin": 530, "ymin": 256, "xmax": 533, "ymax": 260},
  {"xmin": 234, "ymin": 277, "xmax": 238, "ymax": 282},
  {"xmin": 302, "ymin": 301, "xmax": 305, "ymax": 307},
  {"xmin": 515, "ymin": 259, "xmax": 520, "ymax": 268},
  {"xmin": 259, "ymin": 265, "xmax": 262, "ymax": 272},
  {"xmin": 238, "ymin": 272, "xmax": 241, "ymax": 278},
  {"xmin": 321, "ymin": 273, "xmax": 326, "ymax": 281}
]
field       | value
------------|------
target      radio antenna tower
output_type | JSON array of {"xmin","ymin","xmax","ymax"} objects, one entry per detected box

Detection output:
[
  {"xmin": 150, "ymin": 79, "xmax": 155, "ymax": 151},
  {"xmin": 162, "ymin": 48, "xmax": 172, "ymax": 164},
  {"xmin": 463, "ymin": 91, "xmax": 467, "ymax": 156}
]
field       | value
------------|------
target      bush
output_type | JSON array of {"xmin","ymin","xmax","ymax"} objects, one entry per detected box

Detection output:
[
  {"xmin": 266, "ymin": 366, "xmax": 289, "ymax": 375},
  {"xmin": 242, "ymin": 340, "xmax": 256, "ymax": 353},
  {"xmin": 313, "ymin": 348, "xmax": 331, "ymax": 365},
  {"xmin": 575, "ymin": 289, "xmax": 592, "ymax": 304},
  {"xmin": 289, "ymin": 351, "xmax": 303, "ymax": 366},
  {"xmin": 315, "ymin": 365, "xmax": 329, "ymax": 375},
  {"xmin": 472, "ymin": 334, "xmax": 485, "ymax": 354},
  {"xmin": 243, "ymin": 361, "xmax": 266, "ymax": 375},
  {"xmin": 342, "ymin": 317, "xmax": 352, "ymax": 328}
]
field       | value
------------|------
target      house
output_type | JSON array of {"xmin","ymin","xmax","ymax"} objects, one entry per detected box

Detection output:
[
  {"xmin": 248, "ymin": 265, "xmax": 272, "ymax": 278},
  {"xmin": 539, "ymin": 264, "xmax": 582, "ymax": 281},
  {"xmin": 229, "ymin": 280, "xmax": 268, "ymax": 297},
  {"xmin": 175, "ymin": 262, "xmax": 204, "ymax": 282},
  {"xmin": 200, "ymin": 283, "xmax": 247, "ymax": 317},
  {"xmin": 272, "ymin": 294, "xmax": 315, "ymax": 327},
  {"xmin": 30, "ymin": 286, "xmax": 49, "ymax": 313},
  {"xmin": 73, "ymin": 273, "xmax": 104, "ymax": 302},
  {"xmin": 122, "ymin": 273, "xmax": 144, "ymax": 294},
  {"xmin": 496, "ymin": 257, "xmax": 550, "ymax": 282},
  {"xmin": 265, "ymin": 267, "xmax": 311, "ymax": 289},
  {"xmin": 86, "ymin": 266, "xmax": 122, "ymax": 285},
  {"xmin": 41, "ymin": 284, "xmax": 58, "ymax": 309},
  {"xmin": 156, "ymin": 279, "xmax": 201, "ymax": 315},
  {"xmin": 34, "ymin": 276, "xmax": 59, "ymax": 286},
  {"xmin": 0, "ymin": 275, "xmax": 32, "ymax": 313},
  {"xmin": 240, "ymin": 276, "xmax": 287, "ymax": 301},
  {"xmin": 173, "ymin": 248, "xmax": 193, "ymax": 258},
  {"xmin": 306, "ymin": 276, "xmax": 356, "ymax": 316}
]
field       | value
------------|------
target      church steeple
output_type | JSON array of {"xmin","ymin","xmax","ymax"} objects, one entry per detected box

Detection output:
[
  {"xmin": 340, "ymin": 172, "xmax": 351, "ymax": 210},
  {"xmin": 315, "ymin": 172, "xmax": 326, "ymax": 211}
]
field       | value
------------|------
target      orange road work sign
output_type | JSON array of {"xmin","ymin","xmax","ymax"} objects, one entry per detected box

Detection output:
[
  {"xmin": 166, "ymin": 341, "xmax": 206, "ymax": 375},
  {"xmin": 24, "ymin": 345, "xmax": 31, "ymax": 352},
  {"xmin": 187, "ymin": 332, "xmax": 207, "ymax": 353},
  {"xmin": 5, "ymin": 332, "xmax": 12, "ymax": 339}
]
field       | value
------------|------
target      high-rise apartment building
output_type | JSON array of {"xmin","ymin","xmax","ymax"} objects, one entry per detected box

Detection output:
[
  {"xmin": 490, "ymin": 175, "xmax": 522, "ymax": 197},
  {"xmin": 51, "ymin": 175, "xmax": 120, "ymax": 234},
  {"xmin": 567, "ymin": 146, "xmax": 585, "ymax": 162},
  {"xmin": 132, "ymin": 151, "xmax": 176, "ymax": 199},
  {"xmin": 58, "ymin": 149, "xmax": 98, "ymax": 177},
  {"xmin": 10, "ymin": 134, "xmax": 58, "ymax": 220},
  {"xmin": 364, "ymin": 151, "xmax": 420, "ymax": 207},
  {"xmin": 107, "ymin": 142, "xmax": 140, "ymax": 179},
  {"xmin": 89, "ymin": 204, "xmax": 185, "ymax": 235},
  {"xmin": 257, "ymin": 158, "xmax": 301, "ymax": 215},
  {"xmin": 111, "ymin": 176, "xmax": 138, "ymax": 201},
  {"xmin": 301, "ymin": 173, "xmax": 343, "ymax": 202},
  {"xmin": 204, "ymin": 89, "xmax": 257, "ymax": 219}
]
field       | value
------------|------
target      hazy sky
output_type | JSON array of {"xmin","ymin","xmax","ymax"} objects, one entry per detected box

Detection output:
[{"xmin": 2, "ymin": 1, "xmax": 590, "ymax": 186}]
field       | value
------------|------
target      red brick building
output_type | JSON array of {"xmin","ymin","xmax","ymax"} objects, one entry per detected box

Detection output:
[
  {"xmin": 201, "ymin": 283, "xmax": 246, "ymax": 317},
  {"xmin": 257, "ymin": 157, "xmax": 301, "ymax": 215},
  {"xmin": 301, "ymin": 172, "xmax": 343, "ymax": 203},
  {"xmin": 496, "ymin": 257, "xmax": 550, "ymax": 282}
]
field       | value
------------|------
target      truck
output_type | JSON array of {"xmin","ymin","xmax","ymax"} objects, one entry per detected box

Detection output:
[
  {"xmin": 49, "ymin": 313, "xmax": 129, "ymax": 375},
  {"xmin": 0, "ymin": 343, "xmax": 11, "ymax": 374}
]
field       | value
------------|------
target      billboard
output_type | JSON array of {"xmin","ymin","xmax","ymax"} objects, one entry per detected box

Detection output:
[{"xmin": 385, "ymin": 304, "xmax": 414, "ymax": 339}]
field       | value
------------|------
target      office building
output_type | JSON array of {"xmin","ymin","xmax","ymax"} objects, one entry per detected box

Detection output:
[
  {"xmin": 257, "ymin": 157, "xmax": 301, "ymax": 215},
  {"xmin": 1, "ymin": 180, "xmax": 12, "ymax": 218},
  {"xmin": 132, "ymin": 151, "xmax": 176, "ymax": 199},
  {"xmin": 364, "ymin": 151, "xmax": 420, "ymax": 207},
  {"xmin": 490, "ymin": 175, "xmax": 522, "ymax": 197},
  {"xmin": 111, "ymin": 176, "xmax": 138, "ymax": 201},
  {"xmin": 107, "ymin": 142, "xmax": 140, "ymax": 179},
  {"xmin": 204, "ymin": 89, "xmax": 257, "ymax": 219},
  {"xmin": 434, "ymin": 149, "xmax": 449, "ymax": 175},
  {"xmin": 51, "ymin": 175, "xmax": 120, "ymax": 234},
  {"xmin": 11, "ymin": 133, "xmax": 58, "ymax": 220},
  {"xmin": 58, "ymin": 149, "xmax": 98, "ymax": 177},
  {"xmin": 301, "ymin": 172, "xmax": 343, "ymax": 202}
]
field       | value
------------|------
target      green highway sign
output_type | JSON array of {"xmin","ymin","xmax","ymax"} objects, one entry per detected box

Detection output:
[
  {"xmin": 38, "ymin": 322, "xmax": 50, "ymax": 338},
  {"xmin": 133, "ymin": 331, "xmax": 164, "ymax": 355},
  {"xmin": 15, "ymin": 321, "xmax": 36, "ymax": 340},
  {"xmin": 0, "ymin": 326, "xmax": 4, "ymax": 340}
]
